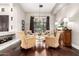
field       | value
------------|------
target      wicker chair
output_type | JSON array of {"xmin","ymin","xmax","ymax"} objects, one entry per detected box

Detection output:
[
  {"xmin": 45, "ymin": 31, "xmax": 61, "ymax": 48},
  {"xmin": 17, "ymin": 31, "xmax": 36, "ymax": 49}
]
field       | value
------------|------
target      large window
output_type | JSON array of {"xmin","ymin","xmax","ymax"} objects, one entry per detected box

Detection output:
[{"xmin": 34, "ymin": 17, "xmax": 47, "ymax": 33}]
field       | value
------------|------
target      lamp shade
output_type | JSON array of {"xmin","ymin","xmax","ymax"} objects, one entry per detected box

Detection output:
[{"xmin": 63, "ymin": 18, "xmax": 69, "ymax": 22}]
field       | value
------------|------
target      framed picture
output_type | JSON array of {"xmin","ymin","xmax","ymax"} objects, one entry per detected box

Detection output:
[{"xmin": 22, "ymin": 20, "xmax": 25, "ymax": 31}]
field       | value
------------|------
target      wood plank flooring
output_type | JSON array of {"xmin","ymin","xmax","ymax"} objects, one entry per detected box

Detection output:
[{"xmin": 0, "ymin": 45, "xmax": 79, "ymax": 56}]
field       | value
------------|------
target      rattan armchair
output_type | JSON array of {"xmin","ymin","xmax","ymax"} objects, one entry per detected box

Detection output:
[
  {"xmin": 45, "ymin": 31, "xmax": 61, "ymax": 48},
  {"xmin": 17, "ymin": 31, "xmax": 36, "ymax": 49}
]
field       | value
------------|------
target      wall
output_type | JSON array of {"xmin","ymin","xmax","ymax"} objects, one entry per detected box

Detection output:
[
  {"xmin": 69, "ymin": 13, "xmax": 79, "ymax": 49},
  {"xmin": 53, "ymin": 3, "xmax": 79, "ymax": 49},
  {"xmin": 0, "ymin": 4, "xmax": 10, "ymax": 15},
  {"xmin": 55, "ymin": 4, "xmax": 79, "ymax": 22},
  {"xmin": 0, "ymin": 4, "xmax": 26, "ymax": 34},
  {"xmin": 0, "ymin": 4, "xmax": 26, "ymax": 50},
  {"xmin": 0, "ymin": 4, "xmax": 10, "ymax": 33},
  {"xmin": 0, "ymin": 4, "xmax": 14, "ymax": 36},
  {"xmin": 25, "ymin": 12, "xmax": 55, "ymax": 32},
  {"xmin": 10, "ymin": 4, "xmax": 26, "ymax": 32}
]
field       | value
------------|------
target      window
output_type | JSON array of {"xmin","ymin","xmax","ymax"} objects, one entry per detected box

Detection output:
[{"xmin": 34, "ymin": 17, "xmax": 46, "ymax": 33}]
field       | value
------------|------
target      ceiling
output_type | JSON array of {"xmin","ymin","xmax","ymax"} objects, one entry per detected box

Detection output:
[{"xmin": 20, "ymin": 3, "xmax": 56, "ymax": 13}]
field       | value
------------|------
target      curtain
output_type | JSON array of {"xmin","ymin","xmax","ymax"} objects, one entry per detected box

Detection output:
[
  {"xmin": 46, "ymin": 16, "xmax": 50, "ymax": 30},
  {"xmin": 30, "ymin": 16, "xmax": 34, "ymax": 33}
]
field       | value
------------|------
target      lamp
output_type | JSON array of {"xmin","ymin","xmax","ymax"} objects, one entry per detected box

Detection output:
[
  {"xmin": 38, "ymin": 4, "xmax": 43, "ymax": 33},
  {"xmin": 38, "ymin": 4, "xmax": 43, "ymax": 21},
  {"xmin": 63, "ymin": 18, "xmax": 69, "ymax": 22},
  {"xmin": 63, "ymin": 18, "xmax": 69, "ymax": 27},
  {"xmin": 63, "ymin": 18, "xmax": 69, "ymax": 30}
]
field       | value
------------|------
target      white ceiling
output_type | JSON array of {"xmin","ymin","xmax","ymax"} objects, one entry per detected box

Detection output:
[{"xmin": 20, "ymin": 3, "xmax": 56, "ymax": 13}]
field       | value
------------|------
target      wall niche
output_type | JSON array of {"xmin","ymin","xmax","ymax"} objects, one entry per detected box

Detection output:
[{"xmin": 1, "ymin": 8, "xmax": 5, "ymax": 12}]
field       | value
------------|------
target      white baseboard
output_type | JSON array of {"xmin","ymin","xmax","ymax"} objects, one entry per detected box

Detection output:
[{"xmin": 72, "ymin": 44, "xmax": 79, "ymax": 50}]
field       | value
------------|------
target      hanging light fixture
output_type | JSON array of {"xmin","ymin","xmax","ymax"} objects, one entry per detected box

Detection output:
[
  {"xmin": 38, "ymin": 4, "xmax": 43, "ymax": 33},
  {"xmin": 38, "ymin": 4, "xmax": 43, "ymax": 21},
  {"xmin": 39, "ymin": 4, "xmax": 43, "ymax": 8}
]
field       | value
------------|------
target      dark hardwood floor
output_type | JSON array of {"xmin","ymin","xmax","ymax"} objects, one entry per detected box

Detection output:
[{"xmin": 0, "ymin": 44, "xmax": 79, "ymax": 56}]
